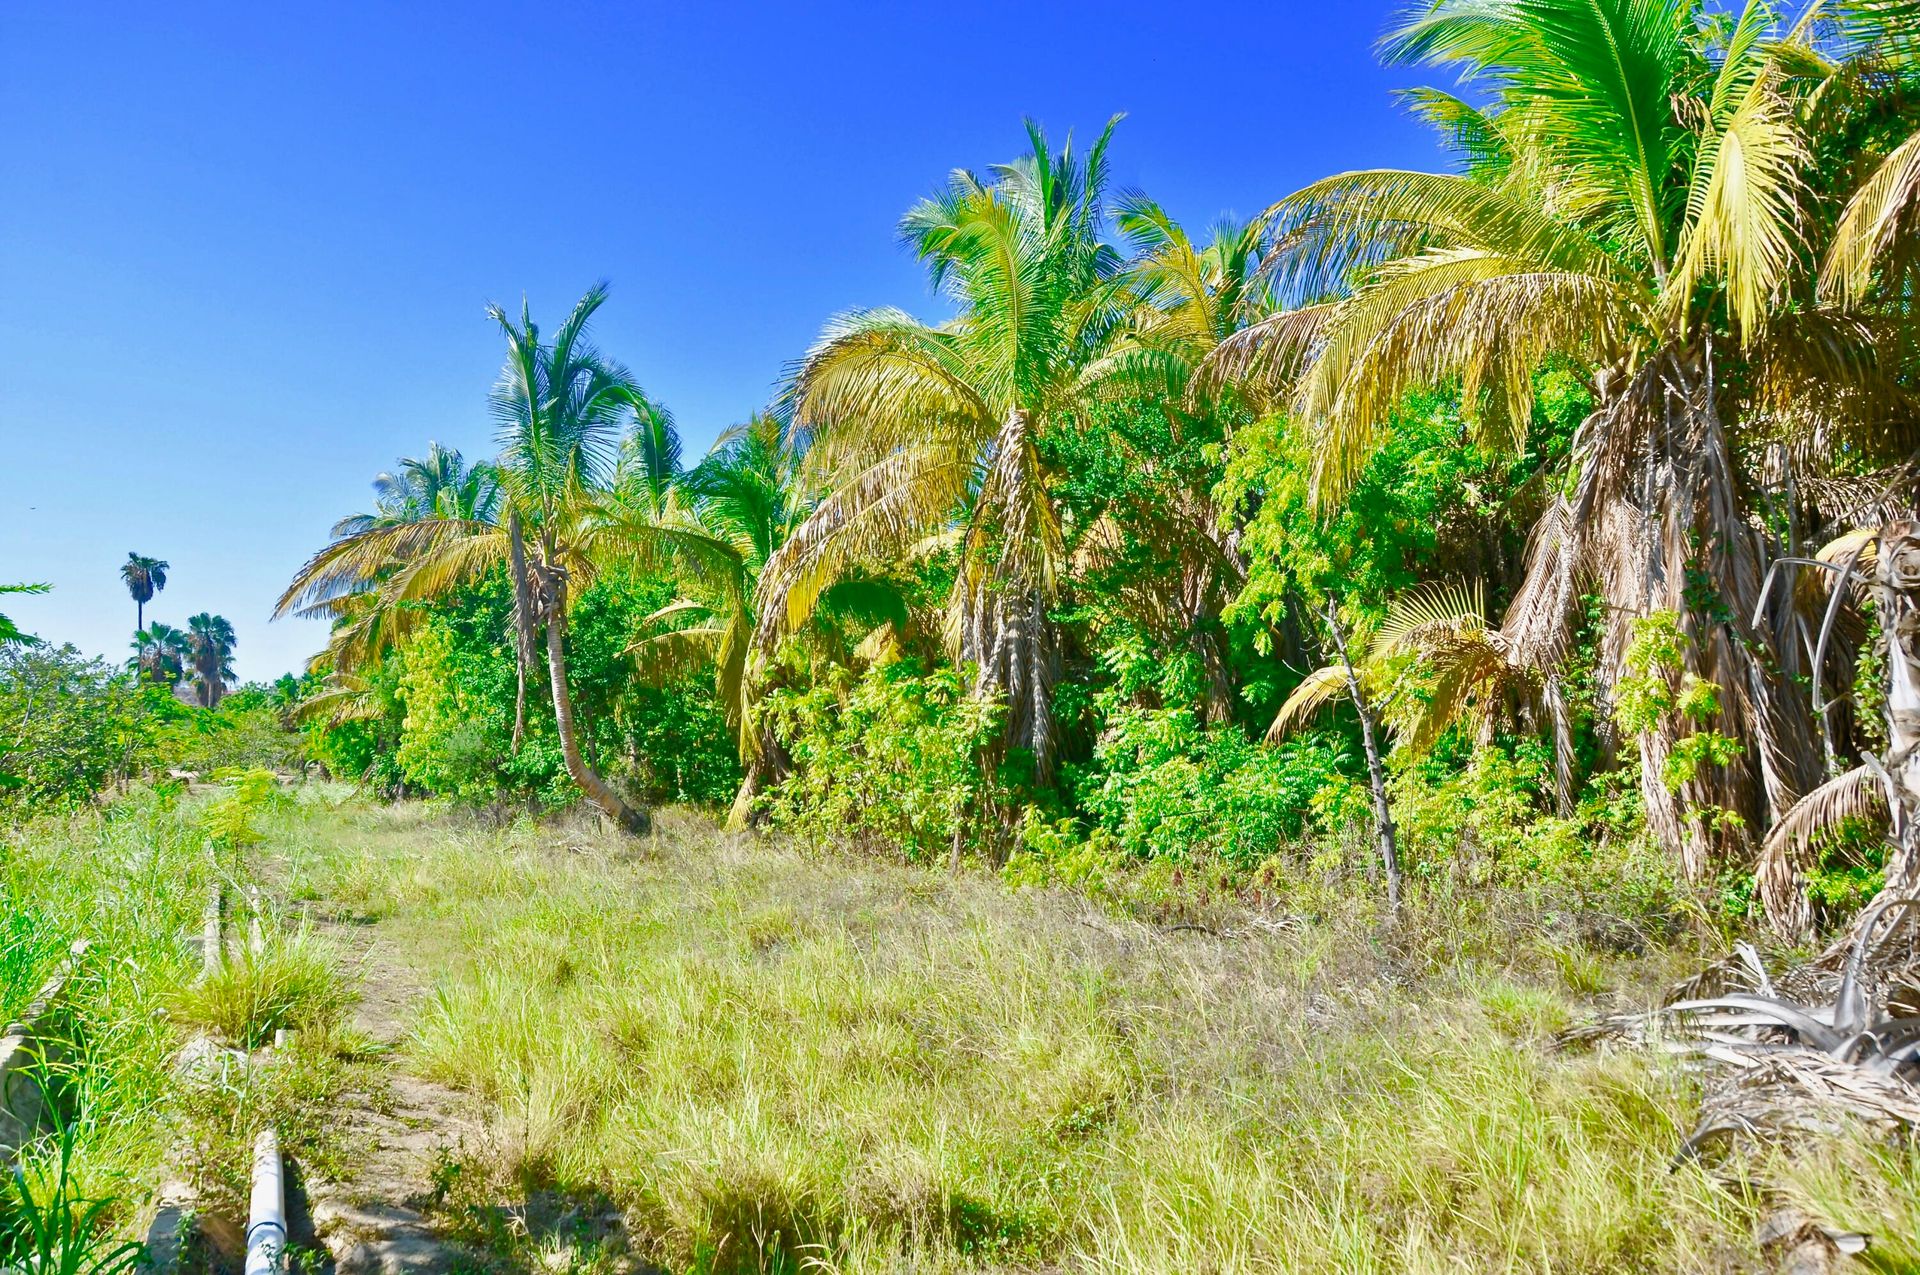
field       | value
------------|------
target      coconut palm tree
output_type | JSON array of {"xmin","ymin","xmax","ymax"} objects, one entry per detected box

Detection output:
[
  {"xmin": 276, "ymin": 284, "xmax": 655, "ymax": 832},
  {"xmin": 186, "ymin": 613, "xmax": 236, "ymax": 707},
  {"xmin": 278, "ymin": 445, "xmax": 504, "ymax": 683},
  {"xmin": 329, "ymin": 443, "xmax": 502, "ymax": 538},
  {"xmin": 761, "ymin": 118, "xmax": 1132, "ymax": 782},
  {"xmin": 120, "ymin": 554, "xmax": 168, "ymax": 633},
  {"xmin": 609, "ymin": 414, "xmax": 804, "ymax": 824},
  {"xmin": 1211, "ymin": 0, "xmax": 1920, "ymax": 882}
]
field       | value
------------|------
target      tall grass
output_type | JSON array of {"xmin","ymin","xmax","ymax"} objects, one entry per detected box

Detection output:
[
  {"xmin": 0, "ymin": 907, "xmax": 66, "ymax": 1026},
  {"xmin": 1, "ymin": 782, "xmax": 357, "ymax": 1254},
  {"xmin": 1, "ymin": 787, "xmax": 212, "ymax": 1211},
  {"xmin": 272, "ymin": 801, "xmax": 1898, "ymax": 1274},
  {"xmin": 169, "ymin": 925, "xmax": 353, "ymax": 1049}
]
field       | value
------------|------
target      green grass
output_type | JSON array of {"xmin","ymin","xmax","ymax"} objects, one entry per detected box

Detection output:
[
  {"xmin": 0, "ymin": 784, "xmax": 357, "ymax": 1259},
  {"xmin": 0, "ymin": 906, "xmax": 68, "ymax": 1026},
  {"xmin": 1, "ymin": 788, "xmax": 213, "ymax": 1215},
  {"xmin": 169, "ymin": 924, "xmax": 354, "ymax": 1050},
  {"xmin": 267, "ymin": 797, "xmax": 1920, "ymax": 1275}
]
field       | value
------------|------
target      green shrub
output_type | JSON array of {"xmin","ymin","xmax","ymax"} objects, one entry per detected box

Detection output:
[
  {"xmin": 0, "ymin": 646, "xmax": 153, "ymax": 815},
  {"xmin": 1074, "ymin": 703, "xmax": 1365, "ymax": 866},
  {"xmin": 1391, "ymin": 735, "xmax": 1684, "ymax": 927},
  {"xmin": 764, "ymin": 659, "xmax": 1002, "ymax": 860}
]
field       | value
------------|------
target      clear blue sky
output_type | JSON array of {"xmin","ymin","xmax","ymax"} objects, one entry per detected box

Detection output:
[{"xmin": 1, "ymin": 1, "xmax": 1438, "ymax": 682}]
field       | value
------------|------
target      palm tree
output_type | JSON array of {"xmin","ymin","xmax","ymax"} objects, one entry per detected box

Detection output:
[
  {"xmin": 186, "ymin": 613, "xmax": 236, "ymax": 707},
  {"xmin": 329, "ymin": 442, "xmax": 503, "ymax": 538},
  {"xmin": 761, "ymin": 118, "xmax": 1132, "ymax": 782},
  {"xmin": 276, "ymin": 285, "xmax": 654, "ymax": 832},
  {"xmin": 610, "ymin": 413, "xmax": 804, "ymax": 824},
  {"xmin": 0, "ymin": 583, "xmax": 49, "ymax": 649},
  {"xmin": 131, "ymin": 621, "xmax": 192, "ymax": 687},
  {"xmin": 120, "ymin": 553, "xmax": 168, "ymax": 633},
  {"xmin": 278, "ymin": 445, "xmax": 504, "ymax": 685},
  {"xmin": 1211, "ymin": 0, "xmax": 1920, "ymax": 883}
]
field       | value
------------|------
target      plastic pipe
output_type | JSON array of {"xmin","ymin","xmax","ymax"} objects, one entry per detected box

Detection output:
[{"xmin": 244, "ymin": 1128, "xmax": 285, "ymax": 1275}]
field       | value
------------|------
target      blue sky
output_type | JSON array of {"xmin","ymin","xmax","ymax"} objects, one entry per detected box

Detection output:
[{"xmin": 1, "ymin": 2, "xmax": 1439, "ymax": 682}]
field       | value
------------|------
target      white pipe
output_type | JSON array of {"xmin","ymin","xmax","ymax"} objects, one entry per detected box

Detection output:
[{"xmin": 244, "ymin": 1128, "xmax": 285, "ymax": 1275}]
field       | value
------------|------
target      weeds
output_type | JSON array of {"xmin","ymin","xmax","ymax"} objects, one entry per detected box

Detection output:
[{"xmin": 0, "ymin": 1125, "xmax": 143, "ymax": 1275}]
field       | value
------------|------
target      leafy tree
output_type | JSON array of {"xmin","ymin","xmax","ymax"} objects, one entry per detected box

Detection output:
[
  {"xmin": 0, "ymin": 644, "xmax": 151, "ymax": 809},
  {"xmin": 119, "ymin": 553, "xmax": 168, "ymax": 633}
]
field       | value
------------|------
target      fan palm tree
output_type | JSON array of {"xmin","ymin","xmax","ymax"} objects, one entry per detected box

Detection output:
[
  {"xmin": 120, "ymin": 554, "xmax": 168, "ymax": 633},
  {"xmin": 760, "ymin": 118, "xmax": 1132, "ymax": 782},
  {"xmin": 275, "ymin": 284, "xmax": 654, "ymax": 832},
  {"xmin": 1211, "ymin": 0, "xmax": 1920, "ymax": 881},
  {"xmin": 131, "ymin": 621, "xmax": 191, "ymax": 688},
  {"xmin": 186, "ymin": 613, "xmax": 236, "ymax": 708}
]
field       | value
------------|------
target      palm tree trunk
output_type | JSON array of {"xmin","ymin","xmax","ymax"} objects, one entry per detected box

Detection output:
[
  {"xmin": 1326, "ymin": 597, "xmax": 1401, "ymax": 914},
  {"xmin": 727, "ymin": 756, "xmax": 764, "ymax": 831},
  {"xmin": 508, "ymin": 512, "xmax": 538, "ymax": 753},
  {"xmin": 543, "ymin": 587, "xmax": 650, "ymax": 834}
]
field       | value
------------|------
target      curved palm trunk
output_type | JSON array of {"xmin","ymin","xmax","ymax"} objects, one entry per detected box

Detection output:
[
  {"xmin": 544, "ymin": 590, "xmax": 649, "ymax": 834},
  {"xmin": 727, "ymin": 752, "xmax": 769, "ymax": 831}
]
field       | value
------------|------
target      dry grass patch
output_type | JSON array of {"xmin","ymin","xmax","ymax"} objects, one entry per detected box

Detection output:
[{"xmin": 266, "ymin": 799, "xmax": 1914, "ymax": 1274}]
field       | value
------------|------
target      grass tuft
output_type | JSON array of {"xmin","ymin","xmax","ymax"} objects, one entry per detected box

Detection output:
[{"xmin": 170, "ymin": 926, "xmax": 352, "ymax": 1050}]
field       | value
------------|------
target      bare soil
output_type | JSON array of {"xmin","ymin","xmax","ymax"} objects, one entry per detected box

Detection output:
[{"xmin": 303, "ymin": 921, "xmax": 483, "ymax": 1275}]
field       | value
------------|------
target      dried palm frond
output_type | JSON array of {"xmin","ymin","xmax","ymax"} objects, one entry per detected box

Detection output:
[
  {"xmin": 1192, "ymin": 303, "xmax": 1332, "ymax": 402},
  {"xmin": 1264, "ymin": 666, "xmax": 1350, "ymax": 742},
  {"xmin": 1756, "ymin": 765, "xmax": 1891, "ymax": 934},
  {"xmin": 1672, "ymin": 894, "xmax": 1920, "ymax": 1067}
]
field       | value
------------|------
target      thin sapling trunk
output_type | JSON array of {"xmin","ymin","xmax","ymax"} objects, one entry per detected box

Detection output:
[{"xmin": 1326, "ymin": 595, "xmax": 1402, "ymax": 915}]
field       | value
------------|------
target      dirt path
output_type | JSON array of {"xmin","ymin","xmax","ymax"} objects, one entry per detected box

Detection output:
[{"xmin": 303, "ymin": 921, "xmax": 481, "ymax": 1275}]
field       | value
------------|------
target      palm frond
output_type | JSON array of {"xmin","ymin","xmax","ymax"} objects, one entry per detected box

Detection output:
[
  {"xmin": 1265, "ymin": 665, "xmax": 1350, "ymax": 742},
  {"xmin": 1757, "ymin": 764, "xmax": 1890, "ymax": 932},
  {"xmin": 628, "ymin": 624, "xmax": 726, "ymax": 686},
  {"xmin": 1672, "ymin": 67, "xmax": 1808, "ymax": 339},
  {"xmin": 275, "ymin": 519, "xmax": 496, "ymax": 618},
  {"xmin": 1822, "ymin": 126, "xmax": 1920, "ymax": 305}
]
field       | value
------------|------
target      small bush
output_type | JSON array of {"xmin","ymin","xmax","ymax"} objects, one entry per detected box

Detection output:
[
  {"xmin": 763, "ymin": 660, "xmax": 1002, "ymax": 860},
  {"xmin": 1074, "ymin": 704, "xmax": 1365, "ymax": 866}
]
